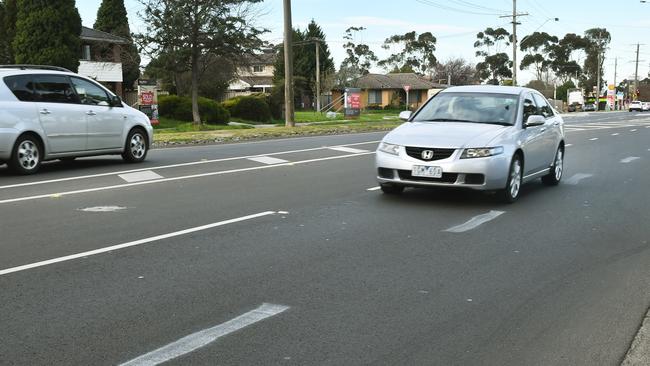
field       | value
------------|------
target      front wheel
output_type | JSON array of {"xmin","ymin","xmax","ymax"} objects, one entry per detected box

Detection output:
[
  {"xmin": 542, "ymin": 146, "xmax": 564, "ymax": 186},
  {"xmin": 380, "ymin": 183, "xmax": 405, "ymax": 195},
  {"xmin": 9, "ymin": 135, "xmax": 42, "ymax": 175},
  {"xmin": 498, "ymin": 155, "xmax": 522, "ymax": 203},
  {"xmin": 122, "ymin": 129, "xmax": 148, "ymax": 163}
]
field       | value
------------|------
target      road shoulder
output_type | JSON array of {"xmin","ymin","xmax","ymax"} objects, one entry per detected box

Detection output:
[{"xmin": 622, "ymin": 307, "xmax": 650, "ymax": 365}]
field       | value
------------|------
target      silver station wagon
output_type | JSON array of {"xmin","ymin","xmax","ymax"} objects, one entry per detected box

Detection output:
[
  {"xmin": 0, "ymin": 65, "xmax": 153, "ymax": 174},
  {"xmin": 375, "ymin": 85, "xmax": 566, "ymax": 202}
]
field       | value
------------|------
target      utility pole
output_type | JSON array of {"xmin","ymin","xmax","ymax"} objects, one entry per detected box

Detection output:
[
  {"xmin": 315, "ymin": 41, "xmax": 321, "ymax": 112},
  {"xmin": 283, "ymin": 0, "xmax": 295, "ymax": 127},
  {"xmin": 614, "ymin": 57, "xmax": 617, "ymax": 87},
  {"xmin": 596, "ymin": 50, "xmax": 601, "ymax": 109},
  {"xmin": 499, "ymin": 0, "xmax": 528, "ymax": 86},
  {"xmin": 634, "ymin": 43, "xmax": 640, "ymax": 100}
]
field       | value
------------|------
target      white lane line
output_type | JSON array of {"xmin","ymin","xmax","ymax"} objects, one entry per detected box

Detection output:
[
  {"xmin": 119, "ymin": 303, "xmax": 289, "ymax": 366},
  {"xmin": 444, "ymin": 210, "xmax": 505, "ymax": 233},
  {"xmin": 612, "ymin": 133, "xmax": 620, "ymax": 136},
  {"xmin": 328, "ymin": 146, "xmax": 370, "ymax": 154},
  {"xmin": 0, "ymin": 211, "xmax": 277, "ymax": 276},
  {"xmin": 0, "ymin": 152, "xmax": 375, "ymax": 204},
  {"xmin": 118, "ymin": 170, "xmax": 163, "ymax": 183},
  {"xmin": 631, "ymin": 129, "xmax": 638, "ymax": 132},
  {"xmin": 78, "ymin": 206, "xmax": 127, "ymax": 213},
  {"xmin": 621, "ymin": 157, "xmax": 641, "ymax": 163},
  {"xmin": 589, "ymin": 138, "xmax": 599, "ymax": 141},
  {"xmin": 0, "ymin": 141, "xmax": 381, "ymax": 190},
  {"xmin": 247, "ymin": 156, "xmax": 290, "ymax": 165},
  {"xmin": 565, "ymin": 173, "xmax": 594, "ymax": 185},
  {"xmin": 366, "ymin": 186, "xmax": 381, "ymax": 191},
  {"xmin": 565, "ymin": 144, "xmax": 573, "ymax": 147}
]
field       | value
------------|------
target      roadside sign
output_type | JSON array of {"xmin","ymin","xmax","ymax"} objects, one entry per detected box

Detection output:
[
  {"xmin": 140, "ymin": 91, "xmax": 154, "ymax": 105},
  {"xmin": 404, "ymin": 85, "xmax": 411, "ymax": 93},
  {"xmin": 344, "ymin": 88, "xmax": 361, "ymax": 118}
]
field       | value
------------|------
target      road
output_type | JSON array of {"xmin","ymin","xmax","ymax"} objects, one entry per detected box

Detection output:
[{"xmin": 0, "ymin": 111, "xmax": 649, "ymax": 365}]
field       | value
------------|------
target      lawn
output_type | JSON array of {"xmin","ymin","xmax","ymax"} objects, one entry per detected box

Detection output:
[{"xmin": 154, "ymin": 117, "xmax": 253, "ymax": 133}]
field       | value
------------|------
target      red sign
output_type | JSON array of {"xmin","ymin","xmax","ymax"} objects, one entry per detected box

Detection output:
[
  {"xmin": 403, "ymin": 85, "xmax": 411, "ymax": 93},
  {"xmin": 140, "ymin": 91, "xmax": 154, "ymax": 105},
  {"xmin": 348, "ymin": 93, "xmax": 361, "ymax": 109}
]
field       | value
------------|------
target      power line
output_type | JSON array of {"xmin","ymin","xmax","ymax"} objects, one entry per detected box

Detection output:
[{"xmin": 415, "ymin": 0, "xmax": 508, "ymax": 16}]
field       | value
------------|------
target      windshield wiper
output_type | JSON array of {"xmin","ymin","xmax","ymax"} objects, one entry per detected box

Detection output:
[
  {"xmin": 485, "ymin": 121, "xmax": 513, "ymax": 126},
  {"xmin": 421, "ymin": 118, "xmax": 477, "ymax": 123}
]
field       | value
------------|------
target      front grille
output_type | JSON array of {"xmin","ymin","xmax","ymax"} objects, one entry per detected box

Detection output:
[
  {"xmin": 398, "ymin": 170, "xmax": 458, "ymax": 183},
  {"xmin": 405, "ymin": 146, "xmax": 456, "ymax": 161}
]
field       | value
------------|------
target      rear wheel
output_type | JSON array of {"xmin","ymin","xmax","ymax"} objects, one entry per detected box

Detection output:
[
  {"xmin": 498, "ymin": 155, "xmax": 522, "ymax": 203},
  {"xmin": 380, "ymin": 183, "xmax": 405, "ymax": 195},
  {"xmin": 9, "ymin": 135, "xmax": 42, "ymax": 175},
  {"xmin": 122, "ymin": 129, "xmax": 148, "ymax": 163},
  {"xmin": 542, "ymin": 146, "xmax": 564, "ymax": 186}
]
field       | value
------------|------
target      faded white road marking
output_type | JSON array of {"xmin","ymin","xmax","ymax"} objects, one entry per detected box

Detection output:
[
  {"xmin": 0, "ymin": 152, "xmax": 375, "ymax": 204},
  {"xmin": 118, "ymin": 170, "xmax": 163, "ymax": 183},
  {"xmin": 565, "ymin": 144, "xmax": 573, "ymax": 147},
  {"xmin": 247, "ymin": 156, "xmax": 290, "ymax": 165},
  {"xmin": 631, "ymin": 129, "xmax": 638, "ymax": 132},
  {"xmin": 565, "ymin": 173, "xmax": 594, "ymax": 185},
  {"xmin": 119, "ymin": 303, "xmax": 289, "ymax": 366},
  {"xmin": 366, "ymin": 186, "xmax": 381, "ymax": 191},
  {"xmin": 589, "ymin": 138, "xmax": 599, "ymax": 141},
  {"xmin": 328, "ymin": 146, "xmax": 369, "ymax": 154},
  {"xmin": 0, "ymin": 211, "xmax": 277, "ymax": 276},
  {"xmin": 621, "ymin": 157, "xmax": 640, "ymax": 163},
  {"xmin": 0, "ymin": 141, "xmax": 381, "ymax": 190},
  {"xmin": 78, "ymin": 206, "xmax": 127, "ymax": 213},
  {"xmin": 612, "ymin": 133, "xmax": 619, "ymax": 136},
  {"xmin": 444, "ymin": 211, "xmax": 505, "ymax": 233}
]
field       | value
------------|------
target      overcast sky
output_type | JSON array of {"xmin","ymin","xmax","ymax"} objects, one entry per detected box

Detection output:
[{"xmin": 77, "ymin": 0, "xmax": 650, "ymax": 85}]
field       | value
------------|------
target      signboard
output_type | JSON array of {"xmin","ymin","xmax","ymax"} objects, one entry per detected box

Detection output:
[
  {"xmin": 606, "ymin": 84, "xmax": 616, "ymax": 109},
  {"xmin": 403, "ymin": 85, "xmax": 411, "ymax": 93},
  {"xmin": 344, "ymin": 88, "xmax": 361, "ymax": 118},
  {"xmin": 137, "ymin": 81, "xmax": 159, "ymax": 125},
  {"xmin": 140, "ymin": 91, "xmax": 154, "ymax": 105}
]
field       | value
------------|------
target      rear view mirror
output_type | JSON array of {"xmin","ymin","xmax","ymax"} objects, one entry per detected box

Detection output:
[
  {"xmin": 525, "ymin": 115, "xmax": 545, "ymax": 127},
  {"xmin": 399, "ymin": 111, "xmax": 412, "ymax": 121}
]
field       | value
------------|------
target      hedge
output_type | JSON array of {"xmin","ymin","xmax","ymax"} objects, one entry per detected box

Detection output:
[
  {"xmin": 158, "ymin": 95, "xmax": 230, "ymax": 125},
  {"xmin": 227, "ymin": 95, "xmax": 272, "ymax": 123}
]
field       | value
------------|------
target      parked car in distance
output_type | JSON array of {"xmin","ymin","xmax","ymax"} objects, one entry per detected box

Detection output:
[
  {"xmin": 375, "ymin": 85, "xmax": 566, "ymax": 203},
  {"xmin": 629, "ymin": 100, "xmax": 643, "ymax": 112},
  {"xmin": 643, "ymin": 102, "xmax": 650, "ymax": 111},
  {"xmin": 583, "ymin": 103, "xmax": 596, "ymax": 112},
  {"xmin": 0, "ymin": 65, "xmax": 153, "ymax": 174}
]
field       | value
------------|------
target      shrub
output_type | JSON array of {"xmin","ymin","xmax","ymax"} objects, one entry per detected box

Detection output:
[
  {"xmin": 365, "ymin": 103, "xmax": 383, "ymax": 110},
  {"xmin": 158, "ymin": 95, "xmax": 229, "ymax": 124},
  {"xmin": 229, "ymin": 95, "xmax": 272, "ymax": 122}
]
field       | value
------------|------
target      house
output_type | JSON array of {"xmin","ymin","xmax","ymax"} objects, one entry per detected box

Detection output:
[
  {"xmin": 78, "ymin": 26, "xmax": 129, "ymax": 97},
  {"xmin": 332, "ymin": 73, "xmax": 448, "ymax": 111},
  {"xmin": 226, "ymin": 49, "xmax": 275, "ymax": 99}
]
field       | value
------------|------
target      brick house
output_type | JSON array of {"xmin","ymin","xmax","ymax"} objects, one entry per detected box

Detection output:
[{"xmin": 78, "ymin": 26, "xmax": 130, "ymax": 97}]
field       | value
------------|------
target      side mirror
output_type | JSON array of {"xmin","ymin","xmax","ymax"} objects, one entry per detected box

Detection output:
[
  {"xmin": 525, "ymin": 115, "xmax": 545, "ymax": 127},
  {"xmin": 399, "ymin": 111, "xmax": 412, "ymax": 121},
  {"xmin": 110, "ymin": 95, "xmax": 122, "ymax": 107}
]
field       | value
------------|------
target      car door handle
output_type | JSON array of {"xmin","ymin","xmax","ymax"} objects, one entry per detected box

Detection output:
[
  {"xmin": 553, "ymin": 121, "xmax": 560, "ymax": 126},
  {"xmin": 540, "ymin": 127, "xmax": 547, "ymax": 132},
  {"xmin": 86, "ymin": 110, "xmax": 97, "ymax": 116},
  {"xmin": 39, "ymin": 109, "xmax": 51, "ymax": 115}
]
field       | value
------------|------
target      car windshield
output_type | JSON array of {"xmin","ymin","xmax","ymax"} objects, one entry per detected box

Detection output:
[{"xmin": 412, "ymin": 92, "xmax": 518, "ymax": 126}]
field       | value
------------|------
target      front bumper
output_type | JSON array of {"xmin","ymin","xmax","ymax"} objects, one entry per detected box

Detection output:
[{"xmin": 375, "ymin": 147, "xmax": 510, "ymax": 191}]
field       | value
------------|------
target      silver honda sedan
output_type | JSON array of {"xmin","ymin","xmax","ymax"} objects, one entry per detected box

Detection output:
[{"xmin": 375, "ymin": 85, "xmax": 565, "ymax": 202}]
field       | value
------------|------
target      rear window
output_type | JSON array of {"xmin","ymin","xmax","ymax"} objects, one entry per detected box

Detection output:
[{"xmin": 4, "ymin": 75, "xmax": 36, "ymax": 102}]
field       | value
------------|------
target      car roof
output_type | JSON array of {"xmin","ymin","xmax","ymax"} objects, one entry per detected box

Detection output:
[
  {"xmin": 0, "ymin": 68, "xmax": 77, "ymax": 77},
  {"xmin": 439, "ymin": 85, "xmax": 532, "ymax": 96}
]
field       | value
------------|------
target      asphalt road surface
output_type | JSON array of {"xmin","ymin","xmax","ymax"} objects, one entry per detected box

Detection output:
[{"xmin": 1, "ymin": 111, "xmax": 649, "ymax": 365}]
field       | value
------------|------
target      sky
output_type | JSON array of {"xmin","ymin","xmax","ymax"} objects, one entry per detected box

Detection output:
[{"xmin": 76, "ymin": 0, "xmax": 650, "ymax": 86}]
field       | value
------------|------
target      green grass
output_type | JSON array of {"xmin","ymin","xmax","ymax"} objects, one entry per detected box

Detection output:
[{"xmin": 154, "ymin": 117, "xmax": 253, "ymax": 133}]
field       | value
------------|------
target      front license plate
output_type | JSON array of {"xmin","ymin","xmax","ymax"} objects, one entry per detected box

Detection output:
[{"xmin": 412, "ymin": 165, "xmax": 443, "ymax": 178}]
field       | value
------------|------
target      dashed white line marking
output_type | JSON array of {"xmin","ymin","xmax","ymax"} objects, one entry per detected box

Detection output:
[
  {"xmin": 589, "ymin": 138, "xmax": 599, "ymax": 141},
  {"xmin": 444, "ymin": 210, "xmax": 505, "ymax": 233},
  {"xmin": 565, "ymin": 173, "xmax": 594, "ymax": 185},
  {"xmin": 119, "ymin": 303, "xmax": 289, "ymax": 366},
  {"xmin": 118, "ymin": 170, "xmax": 163, "ymax": 183},
  {"xmin": 0, "ymin": 211, "xmax": 277, "ymax": 276},
  {"xmin": 631, "ymin": 129, "xmax": 638, "ymax": 132},
  {"xmin": 247, "ymin": 156, "xmax": 290, "ymax": 165},
  {"xmin": 621, "ymin": 157, "xmax": 640, "ymax": 163},
  {"xmin": 328, "ymin": 146, "xmax": 370, "ymax": 154},
  {"xmin": 0, "ymin": 152, "xmax": 375, "ymax": 205},
  {"xmin": 612, "ymin": 133, "xmax": 620, "ymax": 136},
  {"xmin": 565, "ymin": 144, "xmax": 573, "ymax": 147},
  {"xmin": 366, "ymin": 186, "xmax": 381, "ymax": 191},
  {"xmin": 78, "ymin": 206, "xmax": 127, "ymax": 213}
]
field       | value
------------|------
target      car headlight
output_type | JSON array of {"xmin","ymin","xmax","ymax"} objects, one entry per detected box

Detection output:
[
  {"xmin": 378, "ymin": 142, "xmax": 400, "ymax": 155},
  {"xmin": 461, "ymin": 146, "xmax": 504, "ymax": 159}
]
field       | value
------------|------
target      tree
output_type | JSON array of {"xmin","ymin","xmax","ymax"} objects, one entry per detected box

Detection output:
[
  {"xmin": 555, "ymin": 80, "xmax": 576, "ymax": 102},
  {"xmin": 0, "ymin": 1, "xmax": 6, "ymax": 63},
  {"xmin": 520, "ymin": 32, "xmax": 558, "ymax": 82},
  {"xmin": 525, "ymin": 80, "xmax": 553, "ymax": 98},
  {"xmin": 582, "ymin": 28, "xmax": 610, "ymax": 95},
  {"xmin": 94, "ymin": 0, "xmax": 141, "ymax": 90},
  {"xmin": 474, "ymin": 27, "xmax": 512, "ymax": 84},
  {"xmin": 378, "ymin": 31, "xmax": 437, "ymax": 76},
  {"xmin": 137, "ymin": 0, "xmax": 266, "ymax": 124},
  {"xmin": 13, "ymin": 0, "xmax": 81, "ymax": 72},
  {"xmin": 548, "ymin": 33, "xmax": 587, "ymax": 83},
  {"xmin": 340, "ymin": 26, "xmax": 378, "ymax": 85},
  {"xmin": 434, "ymin": 57, "xmax": 477, "ymax": 86},
  {"xmin": 2, "ymin": 0, "xmax": 17, "ymax": 63}
]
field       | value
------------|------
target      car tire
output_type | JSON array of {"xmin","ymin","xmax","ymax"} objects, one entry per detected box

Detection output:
[
  {"xmin": 498, "ymin": 154, "xmax": 522, "ymax": 203},
  {"xmin": 9, "ymin": 135, "xmax": 42, "ymax": 175},
  {"xmin": 542, "ymin": 146, "xmax": 564, "ymax": 186},
  {"xmin": 122, "ymin": 128, "xmax": 148, "ymax": 163},
  {"xmin": 380, "ymin": 183, "xmax": 405, "ymax": 195}
]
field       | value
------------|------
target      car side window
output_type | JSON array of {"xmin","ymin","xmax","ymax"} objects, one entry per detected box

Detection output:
[
  {"xmin": 70, "ymin": 77, "xmax": 111, "ymax": 106},
  {"xmin": 33, "ymin": 75, "xmax": 79, "ymax": 104},
  {"xmin": 532, "ymin": 93, "xmax": 554, "ymax": 118},
  {"xmin": 523, "ymin": 94, "xmax": 539, "ymax": 121},
  {"xmin": 4, "ymin": 75, "xmax": 36, "ymax": 102}
]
